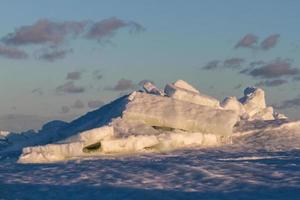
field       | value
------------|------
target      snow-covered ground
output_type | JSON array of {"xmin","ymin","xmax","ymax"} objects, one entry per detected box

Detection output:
[
  {"xmin": 0, "ymin": 80, "xmax": 299, "ymax": 199},
  {"xmin": 1, "ymin": 146, "xmax": 300, "ymax": 199}
]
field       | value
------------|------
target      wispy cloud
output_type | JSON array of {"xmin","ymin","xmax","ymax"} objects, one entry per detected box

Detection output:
[
  {"xmin": 37, "ymin": 48, "xmax": 72, "ymax": 62},
  {"xmin": 108, "ymin": 78, "xmax": 137, "ymax": 91},
  {"xmin": 2, "ymin": 19, "xmax": 87, "ymax": 46},
  {"xmin": 246, "ymin": 58, "xmax": 299, "ymax": 79},
  {"xmin": 275, "ymin": 96, "xmax": 300, "ymax": 109},
  {"xmin": 1, "ymin": 17, "xmax": 144, "ymax": 61},
  {"xmin": 293, "ymin": 76, "xmax": 300, "ymax": 81},
  {"xmin": 235, "ymin": 34, "xmax": 258, "ymax": 49},
  {"xmin": 223, "ymin": 58, "xmax": 245, "ymax": 68},
  {"xmin": 67, "ymin": 71, "xmax": 82, "ymax": 80},
  {"xmin": 31, "ymin": 88, "xmax": 44, "ymax": 95},
  {"xmin": 71, "ymin": 100, "xmax": 84, "ymax": 109},
  {"xmin": 202, "ymin": 60, "xmax": 220, "ymax": 70},
  {"xmin": 86, "ymin": 17, "xmax": 145, "ymax": 42},
  {"xmin": 88, "ymin": 100, "xmax": 104, "ymax": 109},
  {"xmin": 92, "ymin": 70, "xmax": 103, "ymax": 80},
  {"xmin": 260, "ymin": 34, "xmax": 280, "ymax": 50},
  {"xmin": 255, "ymin": 79, "xmax": 288, "ymax": 87},
  {"xmin": 249, "ymin": 60, "xmax": 265, "ymax": 67},
  {"xmin": 60, "ymin": 106, "xmax": 70, "ymax": 114},
  {"xmin": 56, "ymin": 81, "xmax": 85, "ymax": 94},
  {"xmin": 0, "ymin": 44, "xmax": 28, "ymax": 59},
  {"xmin": 233, "ymin": 84, "xmax": 243, "ymax": 90},
  {"xmin": 203, "ymin": 58, "xmax": 244, "ymax": 70}
]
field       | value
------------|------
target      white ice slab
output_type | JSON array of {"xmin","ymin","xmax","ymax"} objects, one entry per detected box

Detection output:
[
  {"xmin": 123, "ymin": 92, "xmax": 238, "ymax": 136},
  {"xmin": 164, "ymin": 84, "xmax": 220, "ymax": 108}
]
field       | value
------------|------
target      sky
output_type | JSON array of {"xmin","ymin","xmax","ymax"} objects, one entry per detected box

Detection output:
[{"xmin": 0, "ymin": 0, "xmax": 300, "ymax": 132}]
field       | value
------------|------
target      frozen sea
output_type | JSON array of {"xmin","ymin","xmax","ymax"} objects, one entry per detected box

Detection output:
[{"xmin": 1, "ymin": 146, "xmax": 300, "ymax": 200}]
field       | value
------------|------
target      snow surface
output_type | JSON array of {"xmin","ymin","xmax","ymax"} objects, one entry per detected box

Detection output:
[{"xmin": 0, "ymin": 80, "xmax": 300, "ymax": 199}]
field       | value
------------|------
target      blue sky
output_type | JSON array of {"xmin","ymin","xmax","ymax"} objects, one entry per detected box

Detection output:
[{"xmin": 0, "ymin": 0, "xmax": 299, "ymax": 131}]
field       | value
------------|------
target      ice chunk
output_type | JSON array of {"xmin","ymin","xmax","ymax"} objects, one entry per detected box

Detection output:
[
  {"xmin": 164, "ymin": 84, "xmax": 220, "ymax": 108},
  {"xmin": 0, "ymin": 131, "xmax": 10, "ymax": 138},
  {"xmin": 238, "ymin": 87, "xmax": 276, "ymax": 121},
  {"xmin": 123, "ymin": 92, "xmax": 238, "ymax": 136},
  {"xmin": 143, "ymin": 82, "xmax": 164, "ymax": 96},
  {"xmin": 173, "ymin": 80, "xmax": 200, "ymax": 94},
  {"xmin": 101, "ymin": 135, "xmax": 159, "ymax": 154},
  {"xmin": 101, "ymin": 132, "xmax": 222, "ymax": 154},
  {"xmin": 18, "ymin": 126, "xmax": 114, "ymax": 163},
  {"xmin": 274, "ymin": 112, "xmax": 288, "ymax": 120},
  {"xmin": 18, "ymin": 142, "xmax": 85, "ymax": 163},
  {"xmin": 221, "ymin": 96, "xmax": 246, "ymax": 118},
  {"xmin": 251, "ymin": 107, "xmax": 274, "ymax": 121},
  {"xmin": 239, "ymin": 87, "xmax": 266, "ymax": 116},
  {"xmin": 154, "ymin": 132, "xmax": 220, "ymax": 150},
  {"xmin": 62, "ymin": 126, "xmax": 114, "ymax": 145}
]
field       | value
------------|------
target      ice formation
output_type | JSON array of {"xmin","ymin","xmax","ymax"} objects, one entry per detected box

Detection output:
[
  {"xmin": 0, "ymin": 131, "xmax": 10, "ymax": 138},
  {"xmin": 164, "ymin": 82, "xmax": 220, "ymax": 108},
  {"xmin": 0, "ymin": 79, "xmax": 292, "ymax": 164}
]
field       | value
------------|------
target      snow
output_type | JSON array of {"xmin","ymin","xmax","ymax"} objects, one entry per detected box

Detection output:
[{"xmin": 1, "ymin": 79, "xmax": 300, "ymax": 199}]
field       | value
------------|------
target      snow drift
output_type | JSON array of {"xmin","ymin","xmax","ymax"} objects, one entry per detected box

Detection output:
[{"xmin": 0, "ymin": 79, "xmax": 296, "ymax": 163}]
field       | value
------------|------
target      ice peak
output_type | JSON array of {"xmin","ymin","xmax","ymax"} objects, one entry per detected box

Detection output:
[{"xmin": 173, "ymin": 80, "xmax": 200, "ymax": 94}]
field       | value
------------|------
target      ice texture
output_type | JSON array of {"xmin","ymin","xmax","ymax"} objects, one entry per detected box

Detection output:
[
  {"xmin": 164, "ymin": 83, "xmax": 220, "ymax": 108},
  {"xmin": 123, "ymin": 92, "xmax": 238, "ymax": 136}
]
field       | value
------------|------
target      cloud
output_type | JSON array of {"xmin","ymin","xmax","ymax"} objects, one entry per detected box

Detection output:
[
  {"xmin": 249, "ymin": 60, "xmax": 265, "ymax": 67},
  {"xmin": 37, "ymin": 48, "xmax": 72, "ymax": 62},
  {"xmin": 202, "ymin": 60, "xmax": 220, "ymax": 70},
  {"xmin": 93, "ymin": 70, "xmax": 103, "ymax": 80},
  {"xmin": 88, "ymin": 100, "xmax": 104, "ymax": 109},
  {"xmin": 0, "ymin": 44, "xmax": 28, "ymax": 59},
  {"xmin": 293, "ymin": 76, "xmax": 300, "ymax": 81},
  {"xmin": 223, "ymin": 58, "xmax": 245, "ymax": 68},
  {"xmin": 86, "ymin": 17, "xmax": 145, "ymax": 42},
  {"xmin": 108, "ymin": 78, "xmax": 137, "ymax": 91},
  {"xmin": 203, "ymin": 58, "xmax": 244, "ymax": 70},
  {"xmin": 244, "ymin": 58, "xmax": 299, "ymax": 79},
  {"xmin": 235, "ymin": 34, "xmax": 258, "ymax": 49},
  {"xmin": 2, "ymin": 19, "xmax": 87, "ymax": 46},
  {"xmin": 260, "ymin": 34, "xmax": 280, "ymax": 50},
  {"xmin": 255, "ymin": 79, "xmax": 288, "ymax": 87},
  {"xmin": 233, "ymin": 84, "xmax": 243, "ymax": 90},
  {"xmin": 61, "ymin": 106, "xmax": 70, "ymax": 114},
  {"xmin": 275, "ymin": 97, "xmax": 300, "ymax": 109},
  {"xmin": 1, "ymin": 18, "xmax": 144, "ymax": 61},
  {"xmin": 31, "ymin": 88, "xmax": 44, "ymax": 95},
  {"xmin": 56, "ymin": 81, "xmax": 85, "ymax": 94},
  {"xmin": 67, "ymin": 71, "xmax": 82, "ymax": 80},
  {"xmin": 71, "ymin": 100, "xmax": 84, "ymax": 109}
]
